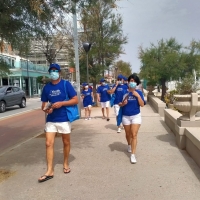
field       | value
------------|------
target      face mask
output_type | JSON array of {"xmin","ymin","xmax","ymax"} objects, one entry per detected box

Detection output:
[
  {"xmin": 102, "ymin": 82, "xmax": 106, "ymax": 85},
  {"xmin": 50, "ymin": 72, "xmax": 59, "ymax": 80},
  {"xmin": 118, "ymin": 81, "xmax": 122, "ymax": 84},
  {"xmin": 85, "ymin": 86, "xmax": 89, "ymax": 89},
  {"xmin": 129, "ymin": 82, "xmax": 137, "ymax": 89}
]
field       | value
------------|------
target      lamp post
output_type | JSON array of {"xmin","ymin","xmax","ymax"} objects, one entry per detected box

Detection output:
[
  {"xmin": 83, "ymin": 42, "xmax": 92, "ymax": 84},
  {"xmin": 72, "ymin": 1, "xmax": 81, "ymax": 117}
]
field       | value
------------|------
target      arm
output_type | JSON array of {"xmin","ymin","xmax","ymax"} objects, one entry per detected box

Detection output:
[
  {"xmin": 97, "ymin": 93, "xmax": 100, "ymax": 102},
  {"xmin": 108, "ymin": 82, "xmax": 118, "ymax": 94},
  {"xmin": 51, "ymin": 96, "xmax": 78, "ymax": 109},
  {"xmin": 133, "ymin": 90, "xmax": 144, "ymax": 107},
  {"xmin": 91, "ymin": 92, "xmax": 94, "ymax": 101}
]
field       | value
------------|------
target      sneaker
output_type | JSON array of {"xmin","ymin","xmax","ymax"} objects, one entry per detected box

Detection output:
[
  {"xmin": 117, "ymin": 128, "xmax": 121, "ymax": 133},
  {"xmin": 130, "ymin": 154, "xmax": 137, "ymax": 164},
  {"xmin": 127, "ymin": 145, "xmax": 131, "ymax": 153},
  {"xmin": 88, "ymin": 117, "xmax": 91, "ymax": 120},
  {"xmin": 85, "ymin": 118, "xmax": 88, "ymax": 120}
]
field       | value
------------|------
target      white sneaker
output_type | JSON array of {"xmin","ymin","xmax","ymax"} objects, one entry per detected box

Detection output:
[
  {"xmin": 85, "ymin": 118, "xmax": 88, "ymax": 120},
  {"xmin": 117, "ymin": 128, "xmax": 121, "ymax": 133},
  {"xmin": 88, "ymin": 117, "xmax": 91, "ymax": 120},
  {"xmin": 127, "ymin": 145, "xmax": 131, "ymax": 153},
  {"xmin": 130, "ymin": 154, "xmax": 137, "ymax": 164}
]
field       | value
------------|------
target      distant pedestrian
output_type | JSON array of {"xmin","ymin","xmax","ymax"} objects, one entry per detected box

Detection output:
[
  {"xmin": 109, "ymin": 74, "xmax": 127, "ymax": 133},
  {"xmin": 38, "ymin": 63, "xmax": 78, "ymax": 183},
  {"xmin": 81, "ymin": 83, "xmax": 94, "ymax": 120},
  {"xmin": 97, "ymin": 78, "xmax": 111, "ymax": 121},
  {"xmin": 119, "ymin": 74, "xmax": 145, "ymax": 164}
]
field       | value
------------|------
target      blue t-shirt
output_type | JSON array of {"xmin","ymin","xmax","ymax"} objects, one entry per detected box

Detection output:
[
  {"xmin": 82, "ymin": 88, "xmax": 93, "ymax": 107},
  {"xmin": 112, "ymin": 84, "xmax": 128, "ymax": 104},
  {"xmin": 97, "ymin": 84, "xmax": 111, "ymax": 102},
  {"xmin": 41, "ymin": 80, "xmax": 77, "ymax": 122},
  {"xmin": 122, "ymin": 90, "xmax": 145, "ymax": 116}
]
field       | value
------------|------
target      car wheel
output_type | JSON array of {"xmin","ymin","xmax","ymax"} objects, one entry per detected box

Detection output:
[
  {"xmin": 0, "ymin": 101, "xmax": 6, "ymax": 113},
  {"xmin": 19, "ymin": 98, "xmax": 26, "ymax": 108}
]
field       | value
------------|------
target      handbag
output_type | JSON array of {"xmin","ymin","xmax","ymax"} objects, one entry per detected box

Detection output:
[
  {"xmin": 64, "ymin": 81, "xmax": 80, "ymax": 123},
  {"xmin": 110, "ymin": 93, "xmax": 116, "ymax": 107}
]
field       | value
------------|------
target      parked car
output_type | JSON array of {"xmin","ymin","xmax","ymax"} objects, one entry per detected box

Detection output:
[{"xmin": 0, "ymin": 86, "xmax": 26, "ymax": 113}]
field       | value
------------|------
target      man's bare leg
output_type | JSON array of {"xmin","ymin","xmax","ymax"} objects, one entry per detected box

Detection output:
[
  {"xmin": 38, "ymin": 132, "xmax": 56, "ymax": 181},
  {"xmin": 62, "ymin": 134, "xmax": 71, "ymax": 173}
]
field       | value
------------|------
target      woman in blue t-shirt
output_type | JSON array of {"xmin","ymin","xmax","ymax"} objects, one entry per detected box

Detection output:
[
  {"xmin": 119, "ymin": 74, "xmax": 145, "ymax": 164},
  {"xmin": 81, "ymin": 83, "xmax": 94, "ymax": 120}
]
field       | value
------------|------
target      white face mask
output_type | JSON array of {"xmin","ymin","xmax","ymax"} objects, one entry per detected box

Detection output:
[{"xmin": 85, "ymin": 86, "xmax": 89, "ymax": 89}]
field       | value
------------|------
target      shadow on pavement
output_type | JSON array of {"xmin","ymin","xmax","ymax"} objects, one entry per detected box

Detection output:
[
  {"xmin": 104, "ymin": 124, "xmax": 117, "ymax": 131},
  {"xmin": 156, "ymin": 120, "xmax": 200, "ymax": 183},
  {"xmin": 108, "ymin": 142, "xmax": 129, "ymax": 158}
]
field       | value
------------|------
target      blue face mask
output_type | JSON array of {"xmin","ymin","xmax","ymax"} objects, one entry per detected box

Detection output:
[
  {"xmin": 129, "ymin": 82, "xmax": 137, "ymax": 88},
  {"xmin": 50, "ymin": 72, "xmax": 59, "ymax": 80}
]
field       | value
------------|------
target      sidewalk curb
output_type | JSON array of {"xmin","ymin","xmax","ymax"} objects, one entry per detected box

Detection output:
[{"xmin": 0, "ymin": 130, "xmax": 44, "ymax": 157}]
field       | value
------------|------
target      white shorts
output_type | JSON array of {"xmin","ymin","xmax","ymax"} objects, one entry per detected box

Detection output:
[
  {"xmin": 84, "ymin": 105, "xmax": 92, "ymax": 109},
  {"xmin": 45, "ymin": 122, "xmax": 71, "ymax": 134},
  {"xmin": 114, "ymin": 104, "xmax": 120, "ymax": 116},
  {"xmin": 101, "ymin": 101, "xmax": 110, "ymax": 108},
  {"xmin": 122, "ymin": 113, "xmax": 142, "ymax": 125}
]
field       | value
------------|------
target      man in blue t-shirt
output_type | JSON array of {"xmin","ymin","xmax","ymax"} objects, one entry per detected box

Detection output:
[
  {"xmin": 110, "ymin": 74, "xmax": 128, "ymax": 133},
  {"xmin": 38, "ymin": 63, "xmax": 78, "ymax": 183},
  {"xmin": 97, "ymin": 78, "xmax": 111, "ymax": 121}
]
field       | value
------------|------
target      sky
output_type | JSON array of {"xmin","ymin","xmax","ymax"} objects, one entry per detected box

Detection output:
[{"xmin": 116, "ymin": 0, "xmax": 200, "ymax": 73}]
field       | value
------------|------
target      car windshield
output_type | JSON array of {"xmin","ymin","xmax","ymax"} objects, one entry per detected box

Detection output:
[{"xmin": 0, "ymin": 87, "xmax": 6, "ymax": 93}]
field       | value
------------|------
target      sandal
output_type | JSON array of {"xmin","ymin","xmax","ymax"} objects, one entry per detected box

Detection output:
[
  {"xmin": 63, "ymin": 168, "xmax": 71, "ymax": 174},
  {"xmin": 38, "ymin": 175, "xmax": 54, "ymax": 183}
]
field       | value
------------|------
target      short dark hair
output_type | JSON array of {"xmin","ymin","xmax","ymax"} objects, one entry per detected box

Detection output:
[{"xmin": 128, "ymin": 74, "xmax": 141, "ymax": 86}]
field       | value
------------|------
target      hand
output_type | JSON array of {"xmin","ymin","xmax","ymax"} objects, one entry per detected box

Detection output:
[
  {"xmin": 115, "ymin": 81, "xmax": 119, "ymax": 86},
  {"xmin": 132, "ymin": 90, "xmax": 140, "ymax": 98},
  {"xmin": 51, "ymin": 102, "xmax": 63, "ymax": 109},
  {"xmin": 43, "ymin": 107, "xmax": 53, "ymax": 114},
  {"xmin": 123, "ymin": 99, "xmax": 128, "ymax": 105},
  {"xmin": 97, "ymin": 98, "xmax": 100, "ymax": 102}
]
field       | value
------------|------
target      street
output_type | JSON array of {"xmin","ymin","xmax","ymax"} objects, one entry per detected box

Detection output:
[
  {"xmin": 0, "ymin": 97, "xmax": 42, "ymax": 120},
  {"xmin": 0, "ymin": 98, "xmax": 45, "ymax": 155}
]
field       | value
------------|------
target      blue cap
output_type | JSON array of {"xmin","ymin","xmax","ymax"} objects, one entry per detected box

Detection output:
[
  {"xmin": 100, "ymin": 78, "xmax": 105, "ymax": 82},
  {"xmin": 82, "ymin": 82, "xmax": 88, "ymax": 86},
  {"xmin": 117, "ymin": 74, "xmax": 124, "ymax": 79},
  {"xmin": 123, "ymin": 76, "xmax": 128, "ymax": 81},
  {"xmin": 48, "ymin": 63, "xmax": 61, "ymax": 72}
]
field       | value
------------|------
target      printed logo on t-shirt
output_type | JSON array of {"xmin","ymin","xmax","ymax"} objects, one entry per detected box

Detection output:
[
  {"xmin": 128, "ymin": 96, "xmax": 136, "ymax": 101},
  {"xmin": 117, "ymin": 88, "xmax": 123, "ymax": 91},
  {"xmin": 50, "ymin": 89, "xmax": 61, "ymax": 96},
  {"xmin": 103, "ymin": 88, "xmax": 108, "ymax": 91}
]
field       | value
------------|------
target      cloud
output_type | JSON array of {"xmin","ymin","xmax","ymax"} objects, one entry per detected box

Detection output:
[{"xmin": 116, "ymin": 0, "xmax": 200, "ymax": 72}]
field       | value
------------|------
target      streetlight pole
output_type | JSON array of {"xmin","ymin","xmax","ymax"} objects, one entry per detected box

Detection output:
[
  {"xmin": 83, "ymin": 42, "xmax": 92, "ymax": 84},
  {"xmin": 72, "ymin": 1, "xmax": 81, "ymax": 117}
]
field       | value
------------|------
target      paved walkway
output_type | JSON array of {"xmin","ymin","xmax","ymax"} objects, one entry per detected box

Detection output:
[{"xmin": 0, "ymin": 103, "xmax": 200, "ymax": 200}]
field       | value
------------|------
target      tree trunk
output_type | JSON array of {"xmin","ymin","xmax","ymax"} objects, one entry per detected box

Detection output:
[{"xmin": 161, "ymin": 79, "xmax": 166, "ymax": 101}]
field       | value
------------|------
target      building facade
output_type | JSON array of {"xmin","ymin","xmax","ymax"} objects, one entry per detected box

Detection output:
[{"xmin": 0, "ymin": 53, "xmax": 50, "ymax": 97}]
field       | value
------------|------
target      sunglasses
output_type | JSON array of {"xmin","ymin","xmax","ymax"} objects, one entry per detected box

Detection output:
[{"xmin": 49, "ymin": 70, "xmax": 59, "ymax": 73}]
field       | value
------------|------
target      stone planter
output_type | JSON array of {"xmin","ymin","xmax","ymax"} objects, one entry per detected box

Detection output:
[
  {"xmin": 173, "ymin": 93, "xmax": 200, "ymax": 121},
  {"xmin": 147, "ymin": 85, "xmax": 154, "ymax": 95},
  {"xmin": 167, "ymin": 103, "xmax": 174, "ymax": 109}
]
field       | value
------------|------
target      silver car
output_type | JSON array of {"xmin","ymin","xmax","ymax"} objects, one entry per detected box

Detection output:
[{"xmin": 0, "ymin": 86, "xmax": 26, "ymax": 113}]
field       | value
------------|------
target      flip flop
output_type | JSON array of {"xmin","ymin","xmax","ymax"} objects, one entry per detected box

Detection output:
[
  {"xmin": 63, "ymin": 168, "xmax": 71, "ymax": 174},
  {"xmin": 107, "ymin": 118, "xmax": 110, "ymax": 121},
  {"xmin": 38, "ymin": 175, "xmax": 54, "ymax": 183}
]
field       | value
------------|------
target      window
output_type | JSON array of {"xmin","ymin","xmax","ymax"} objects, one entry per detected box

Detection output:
[{"xmin": 12, "ymin": 87, "xmax": 20, "ymax": 92}]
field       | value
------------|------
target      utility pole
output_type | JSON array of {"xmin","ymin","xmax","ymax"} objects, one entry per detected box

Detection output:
[{"xmin": 72, "ymin": 1, "xmax": 81, "ymax": 117}]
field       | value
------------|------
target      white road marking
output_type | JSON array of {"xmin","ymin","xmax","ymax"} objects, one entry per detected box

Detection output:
[{"xmin": 0, "ymin": 107, "xmax": 41, "ymax": 120}]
